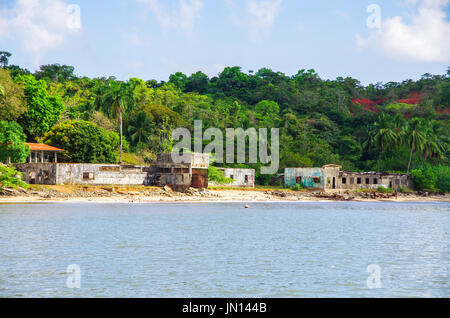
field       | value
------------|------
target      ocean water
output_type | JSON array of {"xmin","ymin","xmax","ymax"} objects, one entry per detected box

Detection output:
[{"xmin": 0, "ymin": 201, "xmax": 448, "ymax": 298}]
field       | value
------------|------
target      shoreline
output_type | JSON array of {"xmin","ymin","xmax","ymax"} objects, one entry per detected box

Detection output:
[{"xmin": 0, "ymin": 186, "xmax": 448, "ymax": 204}]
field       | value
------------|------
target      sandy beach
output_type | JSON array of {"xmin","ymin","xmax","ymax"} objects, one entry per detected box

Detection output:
[{"xmin": 0, "ymin": 185, "xmax": 448, "ymax": 204}]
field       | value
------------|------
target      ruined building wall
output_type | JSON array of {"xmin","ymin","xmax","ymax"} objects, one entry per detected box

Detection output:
[
  {"xmin": 55, "ymin": 164, "xmax": 155, "ymax": 186},
  {"xmin": 284, "ymin": 168, "xmax": 326, "ymax": 189},
  {"xmin": 15, "ymin": 163, "xmax": 58, "ymax": 185},
  {"xmin": 220, "ymin": 168, "xmax": 255, "ymax": 188}
]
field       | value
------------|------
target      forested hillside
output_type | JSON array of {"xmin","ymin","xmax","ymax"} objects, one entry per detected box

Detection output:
[{"xmin": 0, "ymin": 51, "xmax": 448, "ymax": 190}]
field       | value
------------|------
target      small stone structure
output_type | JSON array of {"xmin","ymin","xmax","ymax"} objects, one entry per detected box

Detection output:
[
  {"xmin": 153, "ymin": 153, "xmax": 210, "ymax": 190},
  {"xmin": 15, "ymin": 153, "xmax": 210, "ymax": 189},
  {"xmin": 285, "ymin": 164, "xmax": 413, "ymax": 191},
  {"xmin": 220, "ymin": 168, "xmax": 255, "ymax": 188}
]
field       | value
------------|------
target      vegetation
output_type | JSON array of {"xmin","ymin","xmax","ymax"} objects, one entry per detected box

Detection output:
[
  {"xmin": 0, "ymin": 164, "xmax": 29, "ymax": 189},
  {"xmin": 290, "ymin": 184, "xmax": 305, "ymax": 191},
  {"xmin": 16, "ymin": 74, "xmax": 64, "ymax": 139},
  {"xmin": 208, "ymin": 166, "xmax": 233, "ymax": 184},
  {"xmin": 43, "ymin": 120, "xmax": 120, "ymax": 164},
  {"xmin": 377, "ymin": 186, "xmax": 394, "ymax": 193},
  {"xmin": 410, "ymin": 165, "xmax": 449, "ymax": 192},
  {"xmin": 0, "ymin": 121, "xmax": 29, "ymax": 163},
  {"xmin": 0, "ymin": 51, "xmax": 448, "ymax": 190},
  {"xmin": 0, "ymin": 68, "xmax": 27, "ymax": 121}
]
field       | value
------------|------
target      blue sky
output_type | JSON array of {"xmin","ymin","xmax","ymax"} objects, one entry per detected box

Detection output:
[{"xmin": 0, "ymin": 0, "xmax": 449, "ymax": 85}]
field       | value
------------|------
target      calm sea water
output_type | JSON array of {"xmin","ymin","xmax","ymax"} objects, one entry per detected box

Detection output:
[{"xmin": 0, "ymin": 202, "xmax": 448, "ymax": 298}]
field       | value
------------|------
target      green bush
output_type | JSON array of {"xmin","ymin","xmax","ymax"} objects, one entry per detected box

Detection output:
[
  {"xmin": 434, "ymin": 165, "xmax": 450, "ymax": 193},
  {"xmin": 398, "ymin": 187, "xmax": 409, "ymax": 193},
  {"xmin": 290, "ymin": 184, "xmax": 305, "ymax": 191},
  {"xmin": 410, "ymin": 165, "xmax": 449, "ymax": 192},
  {"xmin": 43, "ymin": 120, "xmax": 120, "ymax": 163},
  {"xmin": 378, "ymin": 186, "xmax": 394, "ymax": 193},
  {"xmin": 208, "ymin": 166, "xmax": 233, "ymax": 184},
  {"xmin": 0, "ymin": 121, "xmax": 30, "ymax": 163},
  {"xmin": 0, "ymin": 165, "xmax": 29, "ymax": 189},
  {"xmin": 410, "ymin": 167, "xmax": 437, "ymax": 191}
]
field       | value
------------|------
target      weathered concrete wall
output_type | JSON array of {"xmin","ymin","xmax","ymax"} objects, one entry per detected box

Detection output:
[
  {"xmin": 158, "ymin": 173, "xmax": 191, "ymax": 187},
  {"xmin": 15, "ymin": 163, "xmax": 58, "ymax": 185},
  {"xmin": 284, "ymin": 168, "xmax": 325, "ymax": 189},
  {"xmin": 192, "ymin": 169, "xmax": 208, "ymax": 188},
  {"xmin": 156, "ymin": 153, "xmax": 209, "ymax": 169},
  {"xmin": 15, "ymin": 159, "xmax": 212, "ymax": 188},
  {"xmin": 323, "ymin": 165, "xmax": 342, "ymax": 190},
  {"xmin": 339, "ymin": 173, "xmax": 412, "ymax": 191},
  {"xmin": 285, "ymin": 165, "xmax": 414, "ymax": 191},
  {"xmin": 221, "ymin": 168, "xmax": 255, "ymax": 188},
  {"xmin": 55, "ymin": 164, "xmax": 155, "ymax": 185}
]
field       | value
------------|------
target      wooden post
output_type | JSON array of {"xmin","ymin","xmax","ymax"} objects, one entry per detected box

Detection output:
[
  {"xmin": 41, "ymin": 151, "xmax": 44, "ymax": 163},
  {"xmin": 55, "ymin": 152, "xmax": 58, "ymax": 163}
]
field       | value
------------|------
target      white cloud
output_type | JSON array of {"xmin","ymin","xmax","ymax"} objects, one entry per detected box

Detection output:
[
  {"xmin": 357, "ymin": 0, "xmax": 450, "ymax": 62},
  {"xmin": 0, "ymin": 0, "xmax": 82, "ymax": 64},
  {"xmin": 247, "ymin": 0, "xmax": 282, "ymax": 41},
  {"xmin": 138, "ymin": 0, "xmax": 203, "ymax": 36},
  {"xmin": 226, "ymin": 0, "xmax": 282, "ymax": 42}
]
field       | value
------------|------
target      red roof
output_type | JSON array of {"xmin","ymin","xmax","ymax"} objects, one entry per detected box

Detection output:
[{"xmin": 26, "ymin": 143, "xmax": 64, "ymax": 152}]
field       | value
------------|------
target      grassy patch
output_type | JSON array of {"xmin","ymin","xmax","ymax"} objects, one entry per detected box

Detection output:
[{"xmin": 121, "ymin": 153, "xmax": 147, "ymax": 165}]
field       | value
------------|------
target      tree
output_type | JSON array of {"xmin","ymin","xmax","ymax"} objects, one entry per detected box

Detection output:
[
  {"xmin": 0, "ymin": 51, "xmax": 11, "ymax": 68},
  {"xmin": 406, "ymin": 118, "xmax": 427, "ymax": 174},
  {"xmin": 0, "ymin": 165, "xmax": 29, "ymax": 190},
  {"xmin": 0, "ymin": 121, "xmax": 30, "ymax": 163},
  {"xmin": 365, "ymin": 113, "xmax": 401, "ymax": 172},
  {"xmin": 127, "ymin": 111, "xmax": 151, "ymax": 154},
  {"xmin": 34, "ymin": 64, "xmax": 76, "ymax": 82},
  {"xmin": 254, "ymin": 100, "xmax": 280, "ymax": 127},
  {"xmin": 43, "ymin": 120, "xmax": 120, "ymax": 163},
  {"xmin": 186, "ymin": 71, "xmax": 209, "ymax": 94},
  {"xmin": 0, "ymin": 68, "xmax": 27, "ymax": 121},
  {"xmin": 421, "ymin": 121, "xmax": 445, "ymax": 161},
  {"xmin": 214, "ymin": 66, "xmax": 250, "ymax": 99},
  {"xmin": 6, "ymin": 64, "xmax": 31, "ymax": 78},
  {"xmin": 410, "ymin": 167, "xmax": 437, "ymax": 191},
  {"xmin": 101, "ymin": 80, "xmax": 134, "ymax": 164},
  {"xmin": 16, "ymin": 75, "xmax": 64, "ymax": 139},
  {"xmin": 168, "ymin": 72, "xmax": 188, "ymax": 91}
]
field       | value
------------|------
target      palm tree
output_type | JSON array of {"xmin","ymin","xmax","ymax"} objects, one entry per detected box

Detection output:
[
  {"xmin": 405, "ymin": 118, "xmax": 426, "ymax": 174},
  {"xmin": 365, "ymin": 113, "xmax": 401, "ymax": 172},
  {"xmin": 101, "ymin": 81, "xmax": 134, "ymax": 164},
  {"xmin": 128, "ymin": 112, "xmax": 150, "ymax": 155},
  {"xmin": 421, "ymin": 120, "xmax": 445, "ymax": 161}
]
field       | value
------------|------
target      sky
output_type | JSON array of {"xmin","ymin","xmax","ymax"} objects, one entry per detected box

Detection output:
[{"xmin": 0, "ymin": 0, "xmax": 449, "ymax": 85}]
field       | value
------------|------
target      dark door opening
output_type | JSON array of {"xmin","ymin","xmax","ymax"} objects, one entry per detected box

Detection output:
[{"xmin": 332, "ymin": 177, "xmax": 336, "ymax": 189}]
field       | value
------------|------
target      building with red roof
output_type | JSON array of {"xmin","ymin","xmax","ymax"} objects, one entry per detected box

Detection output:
[{"xmin": 26, "ymin": 143, "xmax": 64, "ymax": 163}]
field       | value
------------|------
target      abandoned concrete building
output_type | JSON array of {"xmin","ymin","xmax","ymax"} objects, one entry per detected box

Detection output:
[
  {"xmin": 219, "ymin": 168, "xmax": 255, "ymax": 188},
  {"xmin": 285, "ymin": 164, "xmax": 413, "ymax": 191},
  {"xmin": 15, "ymin": 151, "xmax": 210, "ymax": 190},
  {"xmin": 153, "ymin": 153, "xmax": 209, "ymax": 189}
]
